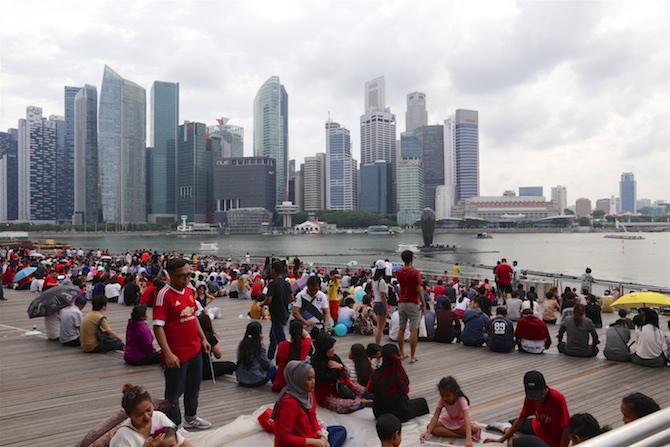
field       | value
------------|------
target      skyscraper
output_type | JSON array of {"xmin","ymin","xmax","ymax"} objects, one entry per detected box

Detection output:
[
  {"xmin": 620, "ymin": 172, "xmax": 637, "ymax": 213},
  {"xmin": 325, "ymin": 119, "xmax": 357, "ymax": 211},
  {"xmin": 360, "ymin": 76, "xmax": 396, "ymax": 213},
  {"xmin": 551, "ymin": 185, "xmax": 568, "ymax": 214},
  {"xmin": 519, "ymin": 186, "xmax": 543, "ymax": 197},
  {"xmin": 303, "ymin": 153, "xmax": 326, "ymax": 213},
  {"xmin": 210, "ymin": 118, "xmax": 244, "ymax": 158},
  {"xmin": 405, "ymin": 92, "xmax": 427, "ymax": 132},
  {"xmin": 177, "ymin": 122, "xmax": 211, "ymax": 223},
  {"xmin": 416, "ymin": 125, "xmax": 444, "ymax": 211},
  {"xmin": 99, "ymin": 65, "xmax": 146, "ymax": 224},
  {"xmin": 453, "ymin": 109, "xmax": 479, "ymax": 202},
  {"xmin": 360, "ymin": 161, "xmax": 393, "ymax": 215},
  {"xmin": 575, "ymin": 198, "xmax": 592, "ymax": 217},
  {"xmin": 0, "ymin": 129, "xmax": 18, "ymax": 221},
  {"xmin": 63, "ymin": 86, "xmax": 81, "ymax": 223},
  {"xmin": 436, "ymin": 117, "xmax": 457, "ymax": 219},
  {"xmin": 73, "ymin": 85, "xmax": 100, "ymax": 225},
  {"xmin": 397, "ymin": 158, "xmax": 424, "ymax": 226},
  {"xmin": 149, "ymin": 81, "xmax": 179, "ymax": 224},
  {"xmin": 18, "ymin": 106, "xmax": 59, "ymax": 221},
  {"xmin": 253, "ymin": 76, "xmax": 288, "ymax": 205}
]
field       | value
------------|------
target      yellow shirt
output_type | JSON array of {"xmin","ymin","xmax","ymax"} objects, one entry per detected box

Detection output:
[
  {"xmin": 452, "ymin": 265, "xmax": 460, "ymax": 278},
  {"xmin": 249, "ymin": 302, "xmax": 262, "ymax": 319},
  {"xmin": 80, "ymin": 310, "xmax": 109, "ymax": 352},
  {"xmin": 328, "ymin": 279, "xmax": 340, "ymax": 302}
]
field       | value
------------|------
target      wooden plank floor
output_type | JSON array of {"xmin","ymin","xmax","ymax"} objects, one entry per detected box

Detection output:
[{"xmin": 0, "ymin": 288, "xmax": 668, "ymax": 447}]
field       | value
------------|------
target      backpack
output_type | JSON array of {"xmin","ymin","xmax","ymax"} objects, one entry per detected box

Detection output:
[{"xmin": 386, "ymin": 285, "xmax": 398, "ymax": 307}]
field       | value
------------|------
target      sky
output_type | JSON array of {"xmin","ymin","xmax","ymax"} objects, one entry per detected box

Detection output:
[{"xmin": 1, "ymin": 0, "xmax": 668, "ymax": 205}]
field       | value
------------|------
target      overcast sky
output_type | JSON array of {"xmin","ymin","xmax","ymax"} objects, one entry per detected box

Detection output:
[{"xmin": 1, "ymin": 0, "xmax": 668, "ymax": 205}]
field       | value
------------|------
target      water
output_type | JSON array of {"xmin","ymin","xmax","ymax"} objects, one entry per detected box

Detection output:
[{"xmin": 45, "ymin": 231, "xmax": 669, "ymax": 288}]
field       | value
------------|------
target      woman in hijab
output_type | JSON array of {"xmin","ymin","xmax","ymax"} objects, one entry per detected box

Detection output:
[
  {"xmin": 312, "ymin": 333, "xmax": 372, "ymax": 414},
  {"xmin": 368, "ymin": 344, "xmax": 429, "ymax": 422},
  {"xmin": 272, "ymin": 361, "xmax": 347, "ymax": 447}
]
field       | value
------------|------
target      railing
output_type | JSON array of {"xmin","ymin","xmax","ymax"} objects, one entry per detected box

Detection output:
[{"xmin": 577, "ymin": 409, "xmax": 670, "ymax": 447}]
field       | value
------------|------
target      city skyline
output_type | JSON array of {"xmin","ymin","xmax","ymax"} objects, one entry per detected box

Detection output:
[{"xmin": 0, "ymin": 0, "xmax": 668, "ymax": 204}]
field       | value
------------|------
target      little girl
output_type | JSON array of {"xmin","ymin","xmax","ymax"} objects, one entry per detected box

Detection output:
[{"xmin": 420, "ymin": 376, "xmax": 481, "ymax": 447}]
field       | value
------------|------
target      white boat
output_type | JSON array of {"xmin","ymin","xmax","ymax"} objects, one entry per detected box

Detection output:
[
  {"xmin": 200, "ymin": 242, "xmax": 219, "ymax": 251},
  {"xmin": 396, "ymin": 243, "xmax": 419, "ymax": 253},
  {"xmin": 173, "ymin": 215, "xmax": 218, "ymax": 235}
]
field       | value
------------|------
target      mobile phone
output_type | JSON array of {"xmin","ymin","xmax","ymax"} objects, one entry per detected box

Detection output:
[{"xmin": 152, "ymin": 426, "xmax": 166, "ymax": 438}]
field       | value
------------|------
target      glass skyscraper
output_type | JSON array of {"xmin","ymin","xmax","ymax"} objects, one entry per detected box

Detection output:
[
  {"xmin": 397, "ymin": 158, "xmax": 424, "ymax": 226},
  {"xmin": 454, "ymin": 109, "xmax": 479, "ymax": 202},
  {"xmin": 325, "ymin": 119, "xmax": 357, "ymax": 211},
  {"xmin": 99, "ymin": 65, "xmax": 146, "ymax": 224},
  {"xmin": 177, "ymin": 122, "xmax": 211, "ymax": 223},
  {"xmin": 620, "ymin": 172, "xmax": 637, "ymax": 213},
  {"xmin": 73, "ymin": 85, "xmax": 100, "ymax": 225},
  {"xmin": 210, "ymin": 118, "xmax": 244, "ymax": 158},
  {"xmin": 405, "ymin": 92, "xmax": 427, "ymax": 132},
  {"xmin": 63, "ymin": 86, "xmax": 81, "ymax": 222},
  {"xmin": 0, "ymin": 129, "xmax": 18, "ymax": 221},
  {"xmin": 150, "ymin": 81, "xmax": 179, "ymax": 223},
  {"xmin": 360, "ymin": 161, "xmax": 392, "ymax": 215},
  {"xmin": 253, "ymin": 76, "xmax": 288, "ymax": 205}
]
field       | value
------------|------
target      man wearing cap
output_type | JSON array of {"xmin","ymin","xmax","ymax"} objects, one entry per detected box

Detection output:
[
  {"xmin": 59, "ymin": 295, "xmax": 87, "ymax": 346},
  {"xmin": 485, "ymin": 371, "xmax": 570, "ymax": 447},
  {"xmin": 395, "ymin": 250, "xmax": 426, "ymax": 363}
]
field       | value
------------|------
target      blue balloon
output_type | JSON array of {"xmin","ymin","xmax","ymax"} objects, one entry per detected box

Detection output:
[
  {"xmin": 334, "ymin": 323, "xmax": 348, "ymax": 337},
  {"xmin": 356, "ymin": 290, "xmax": 366, "ymax": 301}
]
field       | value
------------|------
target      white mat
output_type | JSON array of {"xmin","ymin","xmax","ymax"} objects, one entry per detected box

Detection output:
[{"xmin": 187, "ymin": 405, "xmax": 507, "ymax": 446}]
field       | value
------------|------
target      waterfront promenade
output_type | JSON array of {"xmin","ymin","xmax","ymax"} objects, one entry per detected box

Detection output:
[{"xmin": 0, "ymin": 288, "xmax": 668, "ymax": 446}]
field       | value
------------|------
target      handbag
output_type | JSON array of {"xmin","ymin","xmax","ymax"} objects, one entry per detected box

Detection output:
[
  {"xmin": 335, "ymin": 380, "xmax": 356, "ymax": 400},
  {"xmin": 97, "ymin": 317, "xmax": 116, "ymax": 346}
]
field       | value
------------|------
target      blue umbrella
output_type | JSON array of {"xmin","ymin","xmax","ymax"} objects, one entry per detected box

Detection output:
[
  {"xmin": 291, "ymin": 275, "xmax": 309, "ymax": 294},
  {"xmin": 14, "ymin": 267, "xmax": 37, "ymax": 283},
  {"xmin": 392, "ymin": 264, "xmax": 402, "ymax": 272},
  {"xmin": 347, "ymin": 260, "xmax": 358, "ymax": 267}
]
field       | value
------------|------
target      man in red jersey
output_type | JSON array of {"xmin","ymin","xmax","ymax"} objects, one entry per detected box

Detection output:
[
  {"xmin": 395, "ymin": 250, "xmax": 426, "ymax": 364},
  {"xmin": 496, "ymin": 258, "xmax": 514, "ymax": 298},
  {"xmin": 154, "ymin": 258, "xmax": 212, "ymax": 430}
]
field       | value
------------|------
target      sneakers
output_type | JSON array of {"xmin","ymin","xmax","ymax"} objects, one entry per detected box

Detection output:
[
  {"xmin": 486, "ymin": 421, "xmax": 512, "ymax": 433},
  {"xmin": 184, "ymin": 415, "xmax": 211, "ymax": 430}
]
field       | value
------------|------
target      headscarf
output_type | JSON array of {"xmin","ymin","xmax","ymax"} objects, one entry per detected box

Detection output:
[
  {"xmin": 312, "ymin": 333, "xmax": 343, "ymax": 384},
  {"xmin": 271, "ymin": 360, "xmax": 312, "ymax": 418},
  {"xmin": 371, "ymin": 344, "xmax": 409, "ymax": 405}
]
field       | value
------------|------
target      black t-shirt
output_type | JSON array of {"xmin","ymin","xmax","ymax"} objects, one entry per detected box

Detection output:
[
  {"xmin": 124, "ymin": 283, "xmax": 141, "ymax": 303},
  {"xmin": 266, "ymin": 278, "xmax": 292, "ymax": 323},
  {"xmin": 584, "ymin": 303, "xmax": 602, "ymax": 325}
]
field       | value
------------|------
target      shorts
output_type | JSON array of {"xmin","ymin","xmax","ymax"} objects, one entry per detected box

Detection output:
[
  {"xmin": 398, "ymin": 302, "xmax": 422, "ymax": 330},
  {"xmin": 373, "ymin": 301, "xmax": 387, "ymax": 316}
]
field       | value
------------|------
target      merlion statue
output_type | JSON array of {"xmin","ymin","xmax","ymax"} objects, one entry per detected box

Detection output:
[{"xmin": 420, "ymin": 208, "xmax": 436, "ymax": 247}]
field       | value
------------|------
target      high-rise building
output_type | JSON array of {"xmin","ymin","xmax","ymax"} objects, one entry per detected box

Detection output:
[
  {"xmin": 325, "ymin": 119, "xmax": 357, "ymax": 211},
  {"xmin": 210, "ymin": 118, "xmax": 244, "ymax": 158},
  {"xmin": 18, "ymin": 106, "xmax": 59, "ymax": 222},
  {"xmin": 551, "ymin": 185, "xmax": 568, "ymax": 214},
  {"xmin": 177, "ymin": 122, "xmax": 210, "ymax": 223},
  {"xmin": 595, "ymin": 199, "xmax": 610, "ymax": 215},
  {"xmin": 149, "ymin": 81, "xmax": 179, "ymax": 224},
  {"xmin": 519, "ymin": 186, "xmax": 543, "ymax": 197},
  {"xmin": 417, "ymin": 125, "xmax": 444, "ymax": 211},
  {"xmin": 253, "ymin": 76, "xmax": 288, "ymax": 205},
  {"xmin": 303, "ymin": 153, "xmax": 326, "ymax": 213},
  {"xmin": 212, "ymin": 157, "xmax": 276, "ymax": 223},
  {"xmin": 360, "ymin": 161, "xmax": 393, "ymax": 215},
  {"xmin": 405, "ymin": 92, "xmax": 427, "ymax": 132},
  {"xmin": 453, "ymin": 109, "xmax": 479, "ymax": 202},
  {"xmin": 63, "ymin": 86, "xmax": 81, "ymax": 223},
  {"xmin": 0, "ymin": 129, "xmax": 19, "ymax": 221},
  {"xmin": 437, "ymin": 117, "xmax": 457, "ymax": 219},
  {"xmin": 361, "ymin": 76, "xmax": 396, "ymax": 213},
  {"xmin": 575, "ymin": 198, "xmax": 592, "ymax": 217},
  {"xmin": 400, "ymin": 129, "xmax": 422, "ymax": 158},
  {"xmin": 73, "ymin": 85, "xmax": 100, "ymax": 225},
  {"xmin": 397, "ymin": 158, "xmax": 424, "ymax": 226},
  {"xmin": 99, "ymin": 65, "xmax": 146, "ymax": 224},
  {"xmin": 609, "ymin": 196, "xmax": 618, "ymax": 215},
  {"xmin": 620, "ymin": 172, "xmax": 637, "ymax": 213}
]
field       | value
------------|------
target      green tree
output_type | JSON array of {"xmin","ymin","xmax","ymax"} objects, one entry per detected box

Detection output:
[
  {"xmin": 563, "ymin": 209, "xmax": 575, "ymax": 215},
  {"xmin": 576, "ymin": 216, "xmax": 591, "ymax": 226},
  {"xmin": 591, "ymin": 209, "xmax": 605, "ymax": 219}
]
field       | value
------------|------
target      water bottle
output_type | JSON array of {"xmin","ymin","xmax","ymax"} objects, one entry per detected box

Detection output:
[{"xmin": 348, "ymin": 434, "xmax": 357, "ymax": 446}]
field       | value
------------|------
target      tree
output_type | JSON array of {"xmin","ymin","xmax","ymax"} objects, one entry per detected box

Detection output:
[
  {"xmin": 563, "ymin": 209, "xmax": 575, "ymax": 215},
  {"xmin": 591, "ymin": 210, "xmax": 605, "ymax": 219},
  {"xmin": 576, "ymin": 216, "xmax": 591, "ymax": 226}
]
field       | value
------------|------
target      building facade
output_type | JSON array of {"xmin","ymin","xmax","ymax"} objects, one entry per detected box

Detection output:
[
  {"xmin": 73, "ymin": 85, "xmax": 100, "ymax": 225},
  {"xmin": 360, "ymin": 160, "xmax": 393, "ymax": 215},
  {"xmin": 551, "ymin": 185, "xmax": 568, "ymax": 214},
  {"xmin": 177, "ymin": 122, "xmax": 211, "ymax": 223},
  {"xmin": 397, "ymin": 158, "xmax": 424, "ymax": 226},
  {"xmin": 62, "ymin": 86, "xmax": 81, "ymax": 223},
  {"xmin": 325, "ymin": 119, "xmax": 357, "ymax": 211},
  {"xmin": 620, "ymin": 172, "xmax": 636, "ymax": 213},
  {"xmin": 210, "ymin": 118, "xmax": 244, "ymax": 158},
  {"xmin": 417, "ymin": 125, "xmax": 444, "ymax": 211},
  {"xmin": 575, "ymin": 198, "xmax": 592, "ymax": 217},
  {"xmin": 405, "ymin": 91, "xmax": 427, "ymax": 132},
  {"xmin": 451, "ymin": 196, "xmax": 560, "ymax": 221},
  {"xmin": 253, "ymin": 76, "xmax": 288, "ymax": 205},
  {"xmin": 453, "ymin": 109, "xmax": 479, "ymax": 202},
  {"xmin": 98, "ymin": 65, "xmax": 146, "ymax": 224},
  {"xmin": 519, "ymin": 186, "xmax": 543, "ymax": 197},
  {"xmin": 303, "ymin": 152, "xmax": 326, "ymax": 213},
  {"xmin": 595, "ymin": 198, "xmax": 610, "ymax": 215},
  {"xmin": 149, "ymin": 81, "xmax": 179, "ymax": 223},
  {"xmin": 0, "ymin": 129, "xmax": 18, "ymax": 221}
]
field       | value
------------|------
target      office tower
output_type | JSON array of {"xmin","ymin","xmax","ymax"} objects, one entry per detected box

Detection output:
[
  {"xmin": 210, "ymin": 118, "xmax": 244, "ymax": 158},
  {"xmin": 620, "ymin": 172, "xmax": 637, "ymax": 213},
  {"xmin": 99, "ymin": 65, "xmax": 146, "ymax": 224},
  {"xmin": 288, "ymin": 159, "xmax": 296, "ymax": 204},
  {"xmin": 595, "ymin": 199, "xmax": 610, "ymax": 215},
  {"xmin": 397, "ymin": 158, "xmax": 424, "ymax": 226},
  {"xmin": 253, "ymin": 76, "xmax": 288, "ymax": 205},
  {"xmin": 437, "ymin": 116, "xmax": 457, "ymax": 219},
  {"xmin": 609, "ymin": 196, "xmax": 618, "ymax": 214},
  {"xmin": 177, "ymin": 122, "xmax": 210, "ymax": 223},
  {"xmin": 294, "ymin": 167, "xmax": 304, "ymax": 211},
  {"xmin": 360, "ymin": 161, "xmax": 393, "ymax": 215},
  {"xmin": 417, "ymin": 125, "xmax": 444, "ymax": 210},
  {"xmin": 453, "ymin": 109, "xmax": 479, "ymax": 202},
  {"xmin": 551, "ymin": 185, "xmax": 568, "ymax": 214},
  {"xmin": 73, "ymin": 85, "xmax": 100, "ymax": 225},
  {"xmin": 575, "ymin": 198, "xmax": 592, "ymax": 217},
  {"xmin": 18, "ymin": 106, "xmax": 59, "ymax": 221},
  {"xmin": 212, "ymin": 157, "xmax": 276, "ymax": 223},
  {"xmin": 303, "ymin": 153, "xmax": 326, "ymax": 213},
  {"xmin": 400, "ymin": 129, "xmax": 422, "ymax": 158},
  {"xmin": 405, "ymin": 92, "xmax": 427, "ymax": 132},
  {"xmin": 325, "ymin": 119, "xmax": 357, "ymax": 211},
  {"xmin": 0, "ymin": 129, "xmax": 19, "ymax": 221},
  {"xmin": 519, "ymin": 186, "xmax": 543, "ymax": 197},
  {"xmin": 63, "ymin": 86, "xmax": 81, "ymax": 222},
  {"xmin": 360, "ymin": 76, "xmax": 396, "ymax": 213},
  {"xmin": 149, "ymin": 81, "xmax": 179, "ymax": 224}
]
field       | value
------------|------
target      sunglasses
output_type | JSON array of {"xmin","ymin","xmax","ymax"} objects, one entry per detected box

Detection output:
[{"xmin": 125, "ymin": 386, "xmax": 147, "ymax": 401}]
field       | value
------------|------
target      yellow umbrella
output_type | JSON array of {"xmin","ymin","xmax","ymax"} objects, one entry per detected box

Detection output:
[{"xmin": 611, "ymin": 291, "xmax": 670, "ymax": 308}]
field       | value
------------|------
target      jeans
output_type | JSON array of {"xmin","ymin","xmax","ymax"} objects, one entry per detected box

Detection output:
[
  {"xmin": 238, "ymin": 365, "xmax": 277, "ymax": 387},
  {"xmin": 268, "ymin": 320, "xmax": 287, "ymax": 360},
  {"xmin": 327, "ymin": 425, "xmax": 347, "ymax": 447},
  {"xmin": 164, "ymin": 354, "xmax": 203, "ymax": 426}
]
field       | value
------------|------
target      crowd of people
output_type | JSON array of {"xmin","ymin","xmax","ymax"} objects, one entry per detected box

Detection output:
[{"xmin": 1, "ymin": 246, "xmax": 668, "ymax": 447}]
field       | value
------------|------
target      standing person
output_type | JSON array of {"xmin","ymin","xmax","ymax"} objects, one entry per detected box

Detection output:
[
  {"xmin": 327, "ymin": 270, "xmax": 341, "ymax": 326},
  {"xmin": 153, "ymin": 258, "xmax": 212, "ymax": 430},
  {"xmin": 372, "ymin": 260, "xmax": 389, "ymax": 346},
  {"xmin": 495, "ymin": 258, "xmax": 513, "ymax": 298},
  {"xmin": 292, "ymin": 255, "xmax": 301, "ymax": 276},
  {"xmin": 395, "ymin": 250, "xmax": 426, "ymax": 364},
  {"xmin": 486, "ymin": 307, "xmax": 515, "ymax": 353},
  {"xmin": 262, "ymin": 261, "xmax": 293, "ymax": 360},
  {"xmin": 452, "ymin": 263, "xmax": 460, "ymax": 280},
  {"xmin": 512, "ymin": 261, "xmax": 522, "ymax": 291},
  {"xmin": 580, "ymin": 268, "xmax": 594, "ymax": 295},
  {"xmin": 59, "ymin": 295, "xmax": 87, "ymax": 347}
]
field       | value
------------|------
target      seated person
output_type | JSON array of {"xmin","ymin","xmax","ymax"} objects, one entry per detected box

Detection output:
[
  {"xmin": 272, "ymin": 320, "xmax": 311, "ymax": 392},
  {"xmin": 388, "ymin": 310, "xmax": 410, "ymax": 342},
  {"xmin": 506, "ymin": 292, "xmax": 523, "ymax": 322},
  {"xmin": 60, "ymin": 296, "xmax": 87, "ymax": 346},
  {"xmin": 418, "ymin": 303, "xmax": 436, "ymax": 342},
  {"xmin": 486, "ymin": 307, "xmax": 514, "ymax": 353},
  {"xmin": 515, "ymin": 308, "xmax": 552, "ymax": 354},
  {"xmin": 376, "ymin": 414, "xmax": 402, "ymax": 447},
  {"xmin": 337, "ymin": 297, "xmax": 356, "ymax": 331},
  {"xmin": 603, "ymin": 319, "xmax": 631, "ymax": 362},
  {"xmin": 124, "ymin": 305, "xmax": 160, "ymax": 365},
  {"xmin": 435, "ymin": 300, "xmax": 461, "ymax": 344},
  {"xmin": 460, "ymin": 299, "xmax": 488, "ymax": 347},
  {"xmin": 557, "ymin": 304, "xmax": 599, "ymax": 357},
  {"xmin": 81, "ymin": 295, "xmax": 124, "ymax": 353},
  {"xmin": 236, "ymin": 322, "xmax": 276, "ymax": 387},
  {"xmin": 198, "ymin": 313, "xmax": 236, "ymax": 379}
]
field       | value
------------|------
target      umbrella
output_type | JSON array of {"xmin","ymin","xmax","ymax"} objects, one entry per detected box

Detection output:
[
  {"xmin": 29, "ymin": 252, "xmax": 45, "ymax": 259},
  {"xmin": 13, "ymin": 267, "xmax": 37, "ymax": 283},
  {"xmin": 347, "ymin": 260, "xmax": 358, "ymax": 267},
  {"xmin": 611, "ymin": 291, "xmax": 670, "ymax": 309},
  {"xmin": 291, "ymin": 275, "xmax": 309, "ymax": 294},
  {"xmin": 27, "ymin": 286, "xmax": 82, "ymax": 319},
  {"xmin": 100, "ymin": 255, "xmax": 112, "ymax": 261}
]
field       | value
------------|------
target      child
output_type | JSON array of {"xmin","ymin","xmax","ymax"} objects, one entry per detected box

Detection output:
[
  {"xmin": 347, "ymin": 343, "xmax": 373, "ymax": 386},
  {"xmin": 377, "ymin": 413, "xmax": 402, "ymax": 447},
  {"xmin": 420, "ymin": 376, "xmax": 481, "ymax": 447},
  {"xmin": 338, "ymin": 297, "xmax": 356, "ymax": 331},
  {"xmin": 156, "ymin": 426, "xmax": 177, "ymax": 447},
  {"xmin": 367, "ymin": 343, "xmax": 382, "ymax": 369},
  {"xmin": 249, "ymin": 293, "xmax": 267, "ymax": 319}
]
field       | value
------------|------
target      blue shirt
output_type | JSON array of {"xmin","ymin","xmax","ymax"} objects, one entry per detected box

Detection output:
[
  {"xmin": 460, "ymin": 308, "xmax": 488, "ymax": 346},
  {"xmin": 486, "ymin": 316, "xmax": 515, "ymax": 352}
]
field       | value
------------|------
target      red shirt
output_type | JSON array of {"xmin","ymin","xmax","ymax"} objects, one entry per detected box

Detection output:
[
  {"xmin": 272, "ymin": 338, "xmax": 312, "ymax": 392},
  {"xmin": 273, "ymin": 393, "xmax": 321, "ymax": 447},
  {"xmin": 496, "ymin": 263, "xmax": 513, "ymax": 286},
  {"xmin": 519, "ymin": 388, "xmax": 570, "ymax": 447},
  {"xmin": 153, "ymin": 284, "xmax": 201, "ymax": 363},
  {"xmin": 140, "ymin": 283, "xmax": 157, "ymax": 305},
  {"xmin": 433, "ymin": 285, "xmax": 446, "ymax": 298},
  {"xmin": 396, "ymin": 266, "xmax": 422, "ymax": 304},
  {"xmin": 43, "ymin": 275, "xmax": 58, "ymax": 290}
]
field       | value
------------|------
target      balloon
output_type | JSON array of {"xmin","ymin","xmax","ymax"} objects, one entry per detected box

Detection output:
[
  {"xmin": 334, "ymin": 323, "xmax": 348, "ymax": 337},
  {"xmin": 356, "ymin": 290, "xmax": 366, "ymax": 301}
]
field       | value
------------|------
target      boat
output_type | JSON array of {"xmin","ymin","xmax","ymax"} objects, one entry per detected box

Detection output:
[
  {"xmin": 200, "ymin": 242, "xmax": 219, "ymax": 251},
  {"xmin": 603, "ymin": 234, "xmax": 645, "ymax": 240},
  {"xmin": 171, "ymin": 215, "xmax": 218, "ymax": 235},
  {"xmin": 367, "ymin": 225, "xmax": 390, "ymax": 234},
  {"xmin": 419, "ymin": 243, "xmax": 457, "ymax": 253},
  {"xmin": 476, "ymin": 232, "xmax": 493, "ymax": 239},
  {"xmin": 396, "ymin": 243, "xmax": 419, "ymax": 253}
]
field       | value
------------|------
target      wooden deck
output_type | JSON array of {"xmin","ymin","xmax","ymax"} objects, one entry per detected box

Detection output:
[{"xmin": 0, "ymin": 288, "xmax": 668, "ymax": 447}]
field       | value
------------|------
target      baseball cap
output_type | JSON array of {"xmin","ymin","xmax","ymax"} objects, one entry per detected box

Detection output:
[
  {"xmin": 375, "ymin": 259, "xmax": 386, "ymax": 270},
  {"xmin": 523, "ymin": 371, "xmax": 547, "ymax": 400}
]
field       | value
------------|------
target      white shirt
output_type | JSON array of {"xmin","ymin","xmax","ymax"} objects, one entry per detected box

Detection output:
[
  {"xmin": 372, "ymin": 279, "xmax": 389, "ymax": 303},
  {"xmin": 110, "ymin": 410, "xmax": 185, "ymax": 447},
  {"xmin": 293, "ymin": 288, "xmax": 329, "ymax": 326},
  {"xmin": 105, "ymin": 283, "xmax": 122, "ymax": 298},
  {"xmin": 60, "ymin": 305, "xmax": 84, "ymax": 343},
  {"xmin": 521, "ymin": 300, "xmax": 541, "ymax": 318},
  {"xmin": 30, "ymin": 278, "xmax": 45, "ymax": 293},
  {"xmin": 520, "ymin": 338, "xmax": 545, "ymax": 354},
  {"xmin": 635, "ymin": 324, "xmax": 665, "ymax": 359},
  {"xmin": 338, "ymin": 306, "xmax": 356, "ymax": 327},
  {"xmin": 389, "ymin": 311, "xmax": 410, "ymax": 341},
  {"xmin": 44, "ymin": 311, "xmax": 62, "ymax": 340},
  {"xmin": 454, "ymin": 297, "xmax": 470, "ymax": 312}
]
